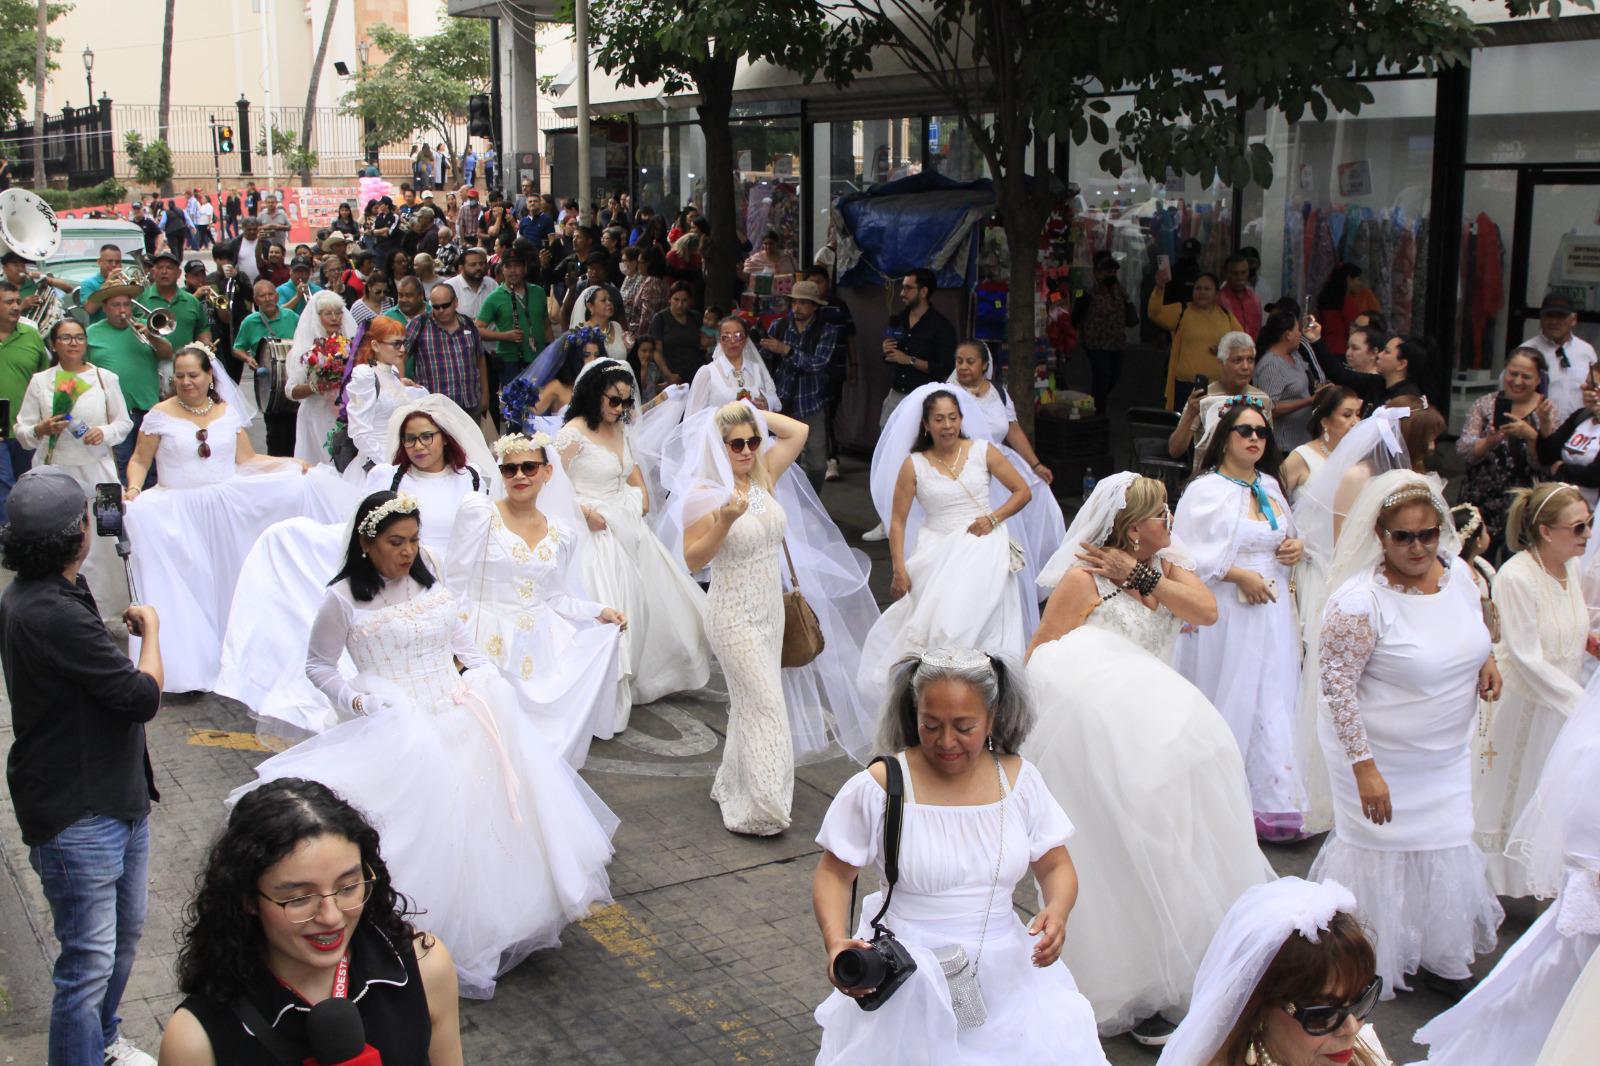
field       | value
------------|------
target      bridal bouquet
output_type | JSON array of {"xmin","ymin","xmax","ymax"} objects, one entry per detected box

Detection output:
[
  {"xmin": 303, "ymin": 334, "xmax": 351, "ymax": 391},
  {"xmin": 50, "ymin": 369, "xmax": 91, "ymax": 419}
]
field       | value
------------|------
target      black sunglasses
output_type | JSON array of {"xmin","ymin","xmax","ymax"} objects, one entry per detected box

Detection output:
[
  {"xmin": 1230, "ymin": 424, "xmax": 1271, "ymax": 440},
  {"xmin": 725, "ymin": 434, "xmax": 762, "ymax": 453},
  {"xmin": 603, "ymin": 393, "xmax": 633, "ymax": 408},
  {"xmin": 1381, "ymin": 526, "xmax": 1441, "ymax": 547},
  {"xmin": 430, "ymin": 300, "xmax": 454, "ymax": 310},
  {"xmin": 498, "ymin": 460, "xmax": 547, "ymax": 478},
  {"xmin": 1557, "ymin": 519, "xmax": 1593, "ymax": 536},
  {"xmin": 1284, "ymin": 976, "xmax": 1382, "ymax": 1037}
]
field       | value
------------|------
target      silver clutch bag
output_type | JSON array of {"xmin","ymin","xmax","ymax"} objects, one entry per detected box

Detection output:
[{"xmin": 934, "ymin": 944, "xmax": 988, "ymax": 1029}]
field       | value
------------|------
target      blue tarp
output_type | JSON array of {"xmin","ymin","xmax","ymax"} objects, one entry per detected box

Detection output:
[{"xmin": 833, "ymin": 172, "xmax": 996, "ymax": 290}]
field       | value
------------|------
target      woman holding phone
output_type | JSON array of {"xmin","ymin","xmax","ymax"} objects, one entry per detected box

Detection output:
[{"xmin": 1456, "ymin": 347, "xmax": 1557, "ymax": 561}]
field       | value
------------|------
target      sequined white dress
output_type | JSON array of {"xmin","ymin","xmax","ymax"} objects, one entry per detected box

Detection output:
[
  {"xmin": 1024, "ymin": 572, "xmax": 1273, "ymax": 1034},
  {"xmin": 229, "ymin": 576, "xmax": 618, "ymax": 999}
]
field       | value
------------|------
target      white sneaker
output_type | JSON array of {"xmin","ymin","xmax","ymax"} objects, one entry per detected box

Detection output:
[
  {"xmin": 825, "ymin": 458, "xmax": 841, "ymax": 481},
  {"xmin": 861, "ymin": 522, "xmax": 887, "ymax": 542},
  {"xmin": 105, "ymin": 1036, "xmax": 157, "ymax": 1066}
]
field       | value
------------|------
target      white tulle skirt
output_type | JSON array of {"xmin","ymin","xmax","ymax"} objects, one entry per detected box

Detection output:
[
  {"xmin": 1024, "ymin": 627, "xmax": 1275, "ymax": 1033},
  {"xmin": 228, "ymin": 666, "xmax": 617, "ymax": 999},
  {"xmin": 813, "ymin": 891, "xmax": 1109, "ymax": 1066},
  {"xmin": 1473, "ymin": 690, "xmax": 1570, "ymax": 898},
  {"xmin": 990, "ymin": 441, "xmax": 1064, "ymax": 631}
]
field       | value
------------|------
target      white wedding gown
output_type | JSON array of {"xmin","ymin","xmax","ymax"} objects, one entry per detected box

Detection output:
[
  {"xmin": 556, "ymin": 423, "xmax": 711, "ymax": 727},
  {"xmin": 228, "ymin": 576, "xmax": 618, "ymax": 999},
  {"xmin": 1024, "ymin": 573, "xmax": 1275, "ymax": 1034},
  {"xmin": 342, "ymin": 362, "xmax": 427, "ymax": 479},
  {"xmin": 363, "ymin": 461, "xmax": 490, "ymax": 568},
  {"xmin": 447, "ymin": 495, "xmax": 624, "ymax": 769}
]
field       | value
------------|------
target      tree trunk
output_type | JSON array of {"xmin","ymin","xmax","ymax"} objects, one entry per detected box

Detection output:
[
  {"xmin": 695, "ymin": 55, "xmax": 740, "ymax": 311},
  {"xmin": 156, "ymin": 0, "xmax": 175, "ymax": 195},
  {"xmin": 31, "ymin": 0, "xmax": 46, "ymax": 190},
  {"xmin": 299, "ymin": 0, "xmax": 340, "ymax": 185}
]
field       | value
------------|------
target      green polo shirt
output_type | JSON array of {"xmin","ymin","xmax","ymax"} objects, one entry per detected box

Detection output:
[
  {"xmin": 139, "ymin": 285, "xmax": 209, "ymax": 349},
  {"xmin": 87, "ymin": 320, "xmax": 161, "ymax": 412},
  {"xmin": 0, "ymin": 324, "xmax": 49, "ymax": 435},
  {"xmin": 382, "ymin": 307, "xmax": 413, "ymax": 327},
  {"xmin": 232, "ymin": 308, "xmax": 300, "ymax": 364},
  {"xmin": 476, "ymin": 283, "xmax": 547, "ymax": 365},
  {"xmin": 276, "ymin": 279, "xmax": 324, "ymax": 311}
]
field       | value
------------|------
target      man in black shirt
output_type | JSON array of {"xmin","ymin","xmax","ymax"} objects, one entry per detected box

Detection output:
[{"xmin": 0, "ymin": 468, "xmax": 163, "ymax": 1066}]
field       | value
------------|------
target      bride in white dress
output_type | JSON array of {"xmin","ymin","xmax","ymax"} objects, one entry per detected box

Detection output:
[
  {"xmin": 228, "ymin": 491, "xmax": 618, "ymax": 1000},
  {"xmin": 1024, "ymin": 473, "xmax": 1274, "ymax": 1042},
  {"xmin": 858, "ymin": 383, "xmax": 1032, "ymax": 708},
  {"xmin": 336, "ymin": 315, "xmax": 426, "ymax": 479},
  {"xmin": 556, "ymin": 360, "xmax": 711, "ymax": 728},
  {"xmin": 122, "ymin": 344, "xmax": 339, "ymax": 693},
  {"xmin": 447, "ymin": 432, "xmax": 627, "ymax": 769},
  {"xmin": 362, "ymin": 394, "xmax": 495, "ymax": 567},
  {"xmin": 286, "ymin": 291, "xmax": 357, "ymax": 465}
]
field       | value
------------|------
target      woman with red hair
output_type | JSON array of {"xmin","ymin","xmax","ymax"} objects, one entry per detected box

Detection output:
[{"xmin": 362, "ymin": 395, "xmax": 495, "ymax": 567}]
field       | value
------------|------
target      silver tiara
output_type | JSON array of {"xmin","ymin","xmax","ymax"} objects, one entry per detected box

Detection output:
[
  {"xmin": 357, "ymin": 493, "xmax": 418, "ymax": 538},
  {"xmin": 918, "ymin": 648, "xmax": 993, "ymax": 672},
  {"xmin": 1380, "ymin": 485, "xmax": 1438, "ymax": 511},
  {"xmin": 491, "ymin": 431, "xmax": 552, "ymax": 461}
]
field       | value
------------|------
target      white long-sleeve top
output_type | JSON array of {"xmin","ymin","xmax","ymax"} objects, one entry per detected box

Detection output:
[
  {"xmin": 344, "ymin": 362, "xmax": 426, "ymax": 466},
  {"xmin": 13, "ymin": 364, "xmax": 133, "ymax": 468}
]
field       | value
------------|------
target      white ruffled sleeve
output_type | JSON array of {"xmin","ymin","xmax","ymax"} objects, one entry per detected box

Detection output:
[
  {"xmin": 684, "ymin": 363, "xmax": 715, "ymax": 415},
  {"xmin": 1171, "ymin": 473, "xmax": 1245, "ymax": 583},
  {"xmin": 816, "ymin": 770, "xmax": 887, "ymax": 869},
  {"xmin": 345, "ymin": 365, "xmax": 390, "ymax": 462},
  {"xmin": 1016, "ymin": 761, "xmax": 1075, "ymax": 861},
  {"xmin": 1494, "ymin": 556, "xmax": 1585, "ymax": 714},
  {"xmin": 1319, "ymin": 583, "xmax": 1379, "ymax": 763},
  {"xmin": 306, "ymin": 588, "xmax": 360, "ymax": 713},
  {"xmin": 443, "ymin": 492, "xmax": 493, "ymax": 594}
]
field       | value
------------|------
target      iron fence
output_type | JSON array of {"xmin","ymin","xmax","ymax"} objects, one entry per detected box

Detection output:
[{"xmin": 0, "ymin": 101, "xmax": 116, "ymax": 186}]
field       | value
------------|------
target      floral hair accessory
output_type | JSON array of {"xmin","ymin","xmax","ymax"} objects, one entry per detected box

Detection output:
[
  {"xmin": 567, "ymin": 324, "xmax": 606, "ymax": 351},
  {"xmin": 491, "ymin": 431, "xmax": 552, "ymax": 461},
  {"xmin": 1450, "ymin": 502, "xmax": 1484, "ymax": 542},
  {"xmin": 358, "ymin": 493, "xmax": 419, "ymax": 538},
  {"xmin": 1218, "ymin": 394, "xmax": 1269, "ymax": 415}
]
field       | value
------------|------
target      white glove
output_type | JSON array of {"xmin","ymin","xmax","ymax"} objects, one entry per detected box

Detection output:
[{"xmin": 352, "ymin": 692, "xmax": 401, "ymax": 717}]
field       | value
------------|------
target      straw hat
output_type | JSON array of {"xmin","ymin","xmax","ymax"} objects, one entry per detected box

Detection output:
[{"xmin": 85, "ymin": 267, "xmax": 147, "ymax": 310}]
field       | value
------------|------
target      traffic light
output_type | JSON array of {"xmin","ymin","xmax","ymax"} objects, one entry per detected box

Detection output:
[
  {"xmin": 217, "ymin": 125, "xmax": 235, "ymax": 154},
  {"xmin": 468, "ymin": 94, "xmax": 492, "ymax": 137}
]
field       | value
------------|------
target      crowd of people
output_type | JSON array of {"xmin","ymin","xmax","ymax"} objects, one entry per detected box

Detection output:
[{"xmin": 2, "ymin": 169, "xmax": 1598, "ymax": 1066}]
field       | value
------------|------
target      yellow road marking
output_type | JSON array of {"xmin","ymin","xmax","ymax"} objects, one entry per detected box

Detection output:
[{"xmin": 186, "ymin": 728, "xmax": 272, "ymax": 752}]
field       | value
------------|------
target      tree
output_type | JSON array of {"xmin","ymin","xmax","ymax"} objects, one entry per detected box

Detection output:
[
  {"xmin": 30, "ymin": 0, "xmax": 45, "ymax": 187},
  {"xmin": 156, "ymin": 0, "xmax": 174, "ymax": 194},
  {"xmin": 124, "ymin": 130, "xmax": 173, "ymax": 188},
  {"xmin": 299, "ymin": 0, "xmax": 339, "ymax": 185},
  {"xmin": 256, "ymin": 125, "xmax": 319, "ymax": 178},
  {"xmin": 587, "ymin": 0, "xmax": 882, "ymax": 308},
  {"xmin": 836, "ymin": 0, "xmax": 1585, "ymax": 431},
  {"xmin": 340, "ymin": 15, "xmax": 488, "ymax": 162},
  {"xmin": 0, "ymin": 0, "xmax": 67, "ymax": 129}
]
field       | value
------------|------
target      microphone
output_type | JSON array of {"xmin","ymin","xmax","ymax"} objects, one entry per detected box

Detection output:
[{"xmin": 304, "ymin": 999, "xmax": 382, "ymax": 1066}]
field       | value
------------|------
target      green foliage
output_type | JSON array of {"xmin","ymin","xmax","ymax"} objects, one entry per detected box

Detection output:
[
  {"xmin": 37, "ymin": 177, "xmax": 125, "ymax": 208},
  {"xmin": 0, "ymin": 0, "xmax": 70, "ymax": 126},
  {"xmin": 340, "ymin": 10, "xmax": 490, "ymax": 156},
  {"xmin": 255, "ymin": 125, "xmax": 318, "ymax": 176},
  {"xmin": 123, "ymin": 131, "xmax": 174, "ymax": 187}
]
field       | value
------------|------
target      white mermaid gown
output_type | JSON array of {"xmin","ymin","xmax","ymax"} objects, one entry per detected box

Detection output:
[
  {"xmin": 228, "ymin": 577, "xmax": 618, "ymax": 1000},
  {"xmin": 556, "ymin": 423, "xmax": 711, "ymax": 726},
  {"xmin": 1024, "ymin": 573, "xmax": 1275, "ymax": 1034},
  {"xmin": 813, "ymin": 753, "xmax": 1109, "ymax": 1065}
]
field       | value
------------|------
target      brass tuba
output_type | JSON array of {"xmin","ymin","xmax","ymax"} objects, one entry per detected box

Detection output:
[{"xmin": 0, "ymin": 189, "xmax": 64, "ymax": 332}]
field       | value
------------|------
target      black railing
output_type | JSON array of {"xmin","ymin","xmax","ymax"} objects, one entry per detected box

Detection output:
[{"xmin": 0, "ymin": 97, "xmax": 116, "ymax": 187}]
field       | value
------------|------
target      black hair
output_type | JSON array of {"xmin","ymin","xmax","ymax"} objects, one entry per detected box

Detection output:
[
  {"xmin": 1192, "ymin": 271, "xmax": 1221, "ymax": 292},
  {"xmin": 1196, "ymin": 399, "xmax": 1283, "ymax": 484},
  {"xmin": 802, "ymin": 265, "xmax": 830, "ymax": 284},
  {"xmin": 911, "ymin": 388, "xmax": 966, "ymax": 453},
  {"xmin": 908, "ymin": 267, "xmax": 936, "ymax": 293},
  {"xmin": 668, "ymin": 280, "xmax": 694, "ymax": 299},
  {"xmin": 330, "ymin": 491, "xmax": 436, "ymax": 602},
  {"xmin": 1388, "ymin": 335, "xmax": 1433, "ymax": 381},
  {"xmin": 47, "ymin": 318, "xmax": 86, "ymax": 345},
  {"xmin": 1316, "ymin": 263, "xmax": 1362, "ymax": 312},
  {"xmin": 173, "ymin": 778, "xmax": 422, "ymax": 1006},
  {"xmin": 1254, "ymin": 310, "xmax": 1301, "ymax": 355},
  {"xmin": 99, "ymin": 243, "xmax": 122, "ymax": 256},
  {"xmin": 1348, "ymin": 325, "xmax": 1384, "ymax": 354},
  {"xmin": 1352, "ymin": 310, "xmax": 1387, "ymax": 334},
  {"xmin": 955, "ymin": 338, "xmax": 1007, "ymax": 407},
  {"xmin": 1271, "ymin": 295, "xmax": 1303, "ymax": 318},
  {"xmin": 0, "ymin": 516, "xmax": 87, "ymax": 578},
  {"xmin": 363, "ymin": 269, "xmax": 390, "ymax": 297},
  {"xmin": 565, "ymin": 364, "xmax": 636, "ymax": 430},
  {"xmin": 173, "ymin": 345, "xmax": 223, "ymax": 403},
  {"xmin": 1307, "ymin": 386, "xmax": 1360, "ymax": 440}
]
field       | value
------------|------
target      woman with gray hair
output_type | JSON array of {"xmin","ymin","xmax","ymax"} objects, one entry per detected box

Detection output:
[
  {"xmin": 809, "ymin": 648, "xmax": 1108, "ymax": 1064},
  {"xmin": 1165, "ymin": 331, "xmax": 1274, "ymax": 465}
]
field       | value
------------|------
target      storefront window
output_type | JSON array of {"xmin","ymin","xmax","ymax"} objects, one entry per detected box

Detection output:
[
  {"xmin": 1467, "ymin": 40, "xmax": 1600, "ymax": 166},
  {"xmin": 732, "ymin": 115, "xmax": 801, "ymax": 255},
  {"xmin": 809, "ymin": 118, "xmax": 924, "ymax": 259},
  {"xmin": 928, "ymin": 113, "xmax": 991, "ymax": 182}
]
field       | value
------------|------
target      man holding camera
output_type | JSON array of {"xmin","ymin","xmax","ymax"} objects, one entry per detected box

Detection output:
[{"xmin": 0, "ymin": 467, "xmax": 163, "ymax": 1066}]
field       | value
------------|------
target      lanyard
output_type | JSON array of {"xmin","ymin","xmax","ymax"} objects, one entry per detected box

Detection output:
[
  {"xmin": 1220, "ymin": 472, "xmax": 1279, "ymax": 530},
  {"xmin": 275, "ymin": 952, "xmax": 351, "ymax": 1004}
]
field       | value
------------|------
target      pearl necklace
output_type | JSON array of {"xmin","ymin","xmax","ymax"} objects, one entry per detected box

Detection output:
[{"xmin": 176, "ymin": 396, "xmax": 216, "ymax": 417}]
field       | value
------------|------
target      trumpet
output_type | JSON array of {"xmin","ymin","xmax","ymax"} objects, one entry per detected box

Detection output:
[
  {"xmin": 194, "ymin": 286, "xmax": 230, "ymax": 312},
  {"xmin": 130, "ymin": 300, "xmax": 177, "ymax": 347}
]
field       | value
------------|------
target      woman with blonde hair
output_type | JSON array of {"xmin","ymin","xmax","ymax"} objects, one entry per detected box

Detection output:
[{"xmin": 1474, "ymin": 482, "xmax": 1591, "ymax": 897}]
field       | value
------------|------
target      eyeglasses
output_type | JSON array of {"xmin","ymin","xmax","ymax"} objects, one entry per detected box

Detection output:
[
  {"xmin": 498, "ymin": 460, "xmax": 547, "ymax": 478},
  {"xmin": 1381, "ymin": 526, "xmax": 1441, "ymax": 547},
  {"xmin": 196, "ymin": 426, "xmax": 211, "ymax": 459},
  {"xmin": 54, "ymin": 334, "xmax": 87, "ymax": 345},
  {"xmin": 258, "ymin": 870, "xmax": 377, "ymax": 925},
  {"xmin": 725, "ymin": 434, "xmax": 763, "ymax": 453},
  {"xmin": 1230, "ymin": 424, "xmax": 1271, "ymax": 441},
  {"xmin": 401, "ymin": 430, "xmax": 439, "ymax": 448},
  {"xmin": 1557, "ymin": 519, "xmax": 1593, "ymax": 536},
  {"xmin": 430, "ymin": 300, "xmax": 454, "ymax": 311},
  {"xmin": 603, "ymin": 393, "xmax": 633, "ymax": 408},
  {"xmin": 1283, "ymin": 976, "xmax": 1382, "ymax": 1037},
  {"xmin": 719, "ymin": 332, "xmax": 745, "ymax": 342}
]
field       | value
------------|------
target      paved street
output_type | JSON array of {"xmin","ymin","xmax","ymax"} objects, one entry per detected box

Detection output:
[{"xmin": 0, "ymin": 457, "xmax": 1530, "ymax": 1064}]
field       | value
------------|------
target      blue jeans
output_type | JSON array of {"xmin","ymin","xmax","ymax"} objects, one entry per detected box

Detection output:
[
  {"xmin": 28, "ymin": 815, "xmax": 150, "ymax": 1065},
  {"xmin": 0, "ymin": 436, "xmax": 32, "ymax": 523},
  {"xmin": 112, "ymin": 409, "xmax": 150, "ymax": 488}
]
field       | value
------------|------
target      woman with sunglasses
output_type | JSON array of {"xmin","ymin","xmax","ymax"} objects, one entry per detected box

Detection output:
[
  {"xmin": 445, "ymin": 432, "xmax": 627, "ymax": 769},
  {"xmin": 684, "ymin": 314, "xmax": 781, "ymax": 415},
  {"xmin": 1307, "ymin": 471, "xmax": 1502, "ymax": 1003},
  {"xmin": 122, "ymin": 345, "xmax": 333, "ymax": 693},
  {"xmin": 1026, "ymin": 473, "xmax": 1272, "ymax": 1046},
  {"xmin": 1473, "ymin": 482, "xmax": 1590, "ymax": 899},
  {"xmin": 556, "ymin": 362, "xmax": 711, "ymax": 730},
  {"xmin": 362, "ymin": 394, "xmax": 495, "ymax": 567},
  {"xmin": 1159, "ymin": 877, "xmax": 1392, "ymax": 1066},
  {"xmin": 160, "ymin": 777, "xmax": 464, "ymax": 1065},
  {"xmin": 1173, "ymin": 398, "xmax": 1308, "ymax": 843},
  {"xmin": 337, "ymin": 316, "xmax": 426, "ymax": 480}
]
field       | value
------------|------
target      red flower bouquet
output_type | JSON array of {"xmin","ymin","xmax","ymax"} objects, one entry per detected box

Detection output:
[{"xmin": 303, "ymin": 334, "xmax": 350, "ymax": 392}]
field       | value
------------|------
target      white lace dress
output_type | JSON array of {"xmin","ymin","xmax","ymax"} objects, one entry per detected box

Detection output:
[
  {"xmin": 1475, "ymin": 551, "xmax": 1586, "ymax": 897},
  {"xmin": 813, "ymin": 754, "xmax": 1109, "ymax": 1065},
  {"xmin": 447, "ymin": 495, "xmax": 624, "ymax": 769},
  {"xmin": 1023, "ymin": 573, "xmax": 1274, "ymax": 1034},
  {"xmin": 228, "ymin": 577, "xmax": 618, "ymax": 1000},
  {"xmin": 706, "ymin": 484, "xmax": 793, "ymax": 835},
  {"xmin": 125, "ymin": 405, "xmax": 346, "ymax": 693},
  {"xmin": 556, "ymin": 423, "xmax": 711, "ymax": 727},
  {"xmin": 857, "ymin": 439, "xmax": 1028, "ymax": 705},
  {"xmin": 1309, "ymin": 557, "xmax": 1502, "ymax": 999}
]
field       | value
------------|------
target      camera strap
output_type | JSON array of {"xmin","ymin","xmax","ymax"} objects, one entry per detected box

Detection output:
[{"xmin": 849, "ymin": 754, "xmax": 905, "ymax": 933}]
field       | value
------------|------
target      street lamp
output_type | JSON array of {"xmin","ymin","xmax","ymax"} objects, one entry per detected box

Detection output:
[{"xmin": 82, "ymin": 46, "xmax": 94, "ymax": 106}]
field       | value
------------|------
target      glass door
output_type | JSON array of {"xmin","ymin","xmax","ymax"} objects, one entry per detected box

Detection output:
[{"xmin": 1505, "ymin": 169, "xmax": 1600, "ymax": 355}]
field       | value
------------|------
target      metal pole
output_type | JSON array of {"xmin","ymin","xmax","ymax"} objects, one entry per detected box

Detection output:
[
  {"xmin": 211, "ymin": 114, "xmax": 222, "ymax": 209},
  {"xmin": 259, "ymin": 0, "xmax": 277, "ymax": 198},
  {"xmin": 575, "ymin": 0, "xmax": 591, "ymax": 224}
]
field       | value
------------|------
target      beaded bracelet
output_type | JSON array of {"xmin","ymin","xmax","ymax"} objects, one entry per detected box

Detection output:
[{"xmin": 1124, "ymin": 561, "xmax": 1162, "ymax": 597}]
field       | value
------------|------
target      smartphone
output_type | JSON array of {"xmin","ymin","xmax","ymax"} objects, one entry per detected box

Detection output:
[
  {"xmin": 1157, "ymin": 254, "xmax": 1171, "ymax": 274},
  {"xmin": 1193, "ymin": 373, "xmax": 1209, "ymax": 393},
  {"xmin": 93, "ymin": 482, "xmax": 123, "ymax": 538},
  {"xmin": 1238, "ymin": 578, "xmax": 1276, "ymax": 604}
]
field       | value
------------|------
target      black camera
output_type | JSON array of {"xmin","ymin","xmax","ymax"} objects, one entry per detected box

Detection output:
[{"xmin": 831, "ymin": 926, "xmax": 917, "ymax": 1011}]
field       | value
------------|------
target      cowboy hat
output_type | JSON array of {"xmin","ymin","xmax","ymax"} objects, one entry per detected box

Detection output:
[
  {"xmin": 85, "ymin": 267, "xmax": 147, "ymax": 310},
  {"xmin": 788, "ymin": 280, "xmax": 826, "ymax": 306}
]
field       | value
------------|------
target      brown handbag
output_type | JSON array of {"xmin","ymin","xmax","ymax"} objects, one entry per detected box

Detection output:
[{"xmin": 780, "ymin": 538, "xmax": 825, "ymax": 668}]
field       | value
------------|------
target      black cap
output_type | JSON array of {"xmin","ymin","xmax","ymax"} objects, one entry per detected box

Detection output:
[
  {"xmin": 1541, "ymin": 293, "xmax": 1576, "ymax": 315},
  {"xmin": 1180, "ymin": 237, "xmax": 1203, "ymax": 257},
  {"xmin": 291, "ymin": 256, "xmax": 314, "ymax": 270},
  {"xmin": 150, "ymin": 249, "xmax": 180, "ymax": 266},
  {"xmin": 585, "ymin": 251, "xmax": 610, "ymax": 266},
  {"xmin": 183, "ymin": 259, "xmax": 207, "ymax": 275}
]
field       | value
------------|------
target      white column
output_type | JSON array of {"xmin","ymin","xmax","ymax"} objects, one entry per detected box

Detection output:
[{"xmin": 575, "ymin": 0, "xmax": 591, "ymax": 222}]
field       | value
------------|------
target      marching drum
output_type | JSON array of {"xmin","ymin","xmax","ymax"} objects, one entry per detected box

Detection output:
[{"xmin": 256, "ymin": 338, "xmax": 299, "ymax": 415}]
